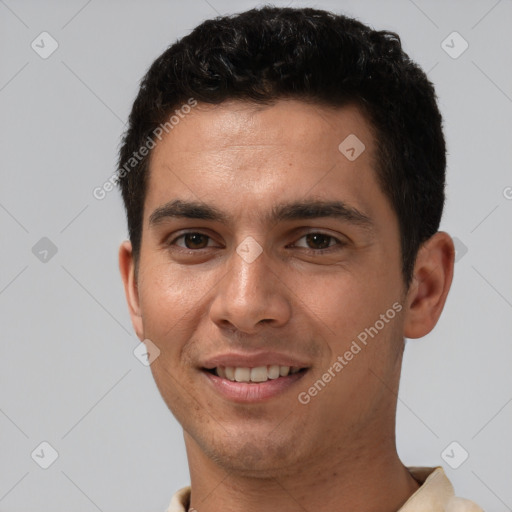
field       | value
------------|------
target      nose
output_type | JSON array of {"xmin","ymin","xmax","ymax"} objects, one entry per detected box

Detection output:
[{"xmin": 209, "ymin": 241, "xmax": 292, "ymax": 335}]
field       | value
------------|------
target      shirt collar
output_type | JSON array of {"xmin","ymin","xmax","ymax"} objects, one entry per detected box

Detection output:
[
  {"xmin": 400, "ymin": 466, "xmax": 454, "ymax": 511},
  {"xmin": 166, "ymin": 466, "xmax": 481, "ymax": 512}
]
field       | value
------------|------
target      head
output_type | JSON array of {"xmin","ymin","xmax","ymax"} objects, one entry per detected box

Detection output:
[{"xmin": 118, "ymin": 6, "xmax": 454, "ymax": 476}]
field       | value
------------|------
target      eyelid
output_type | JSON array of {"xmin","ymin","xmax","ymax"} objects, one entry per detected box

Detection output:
[
  {"xmin": 290, "ymin": 231, "xmax": 345, "ymax": 250},
  {"xmin": 167, "ymin": 230, "xmax": 221, "ymax": 248}
]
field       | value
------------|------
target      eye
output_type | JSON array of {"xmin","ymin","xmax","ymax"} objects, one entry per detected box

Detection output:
[
  {"xmin": 292, "ymin": 232, "xmax": 343, "ymax": 251},
  {"xmin": 169, "ymin": 232, "xmax": 217, "ymax": 250}
]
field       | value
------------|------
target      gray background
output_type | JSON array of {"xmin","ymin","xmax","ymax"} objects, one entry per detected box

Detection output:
[{"xmin": 1, "ymin": 0, "xmax": 511, "ymax": 511}]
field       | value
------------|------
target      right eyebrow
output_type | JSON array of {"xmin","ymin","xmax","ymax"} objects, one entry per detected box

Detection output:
[{"xmin": 148, "ymin": 199, "xmax": 229, "ymax": 227}]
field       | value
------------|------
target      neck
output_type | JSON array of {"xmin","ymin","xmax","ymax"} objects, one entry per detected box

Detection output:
[{"xmin": 184, "ymin": 432, "xmax": 420, "ymax": 512}]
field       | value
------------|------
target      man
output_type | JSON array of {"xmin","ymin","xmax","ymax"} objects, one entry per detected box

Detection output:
[{"xmin": 117, "ymin": 6, "xmax": 483, "ymax": 512}]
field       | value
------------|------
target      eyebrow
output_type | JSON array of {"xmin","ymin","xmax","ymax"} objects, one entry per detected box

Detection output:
[{"xmin": 148, "ymin": 198, "xmax": 374, "ymax": 231}]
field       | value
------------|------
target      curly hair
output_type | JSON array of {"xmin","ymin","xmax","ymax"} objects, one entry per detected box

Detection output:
[{"xmin": 117, "ymin": 5, "xmax": 446, "ymax": 288}]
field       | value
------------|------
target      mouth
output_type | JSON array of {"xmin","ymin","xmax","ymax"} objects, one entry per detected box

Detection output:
[
  {"xmin": 202, "ymin": 364, "xmax": 309, "ymax": 402},
  {"xmin": 204, "ymin": 365, "xmax": 308, "ymax": 383}
]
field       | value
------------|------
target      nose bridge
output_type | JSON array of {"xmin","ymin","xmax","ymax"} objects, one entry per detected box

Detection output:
[
  {"xmin": 210, "ymin": 237, "xmax": 291, "ymax": 332},
  {"xmin": 225, "ymin": 240, "xmax": 271, "ymax": 312},
  {"xmin": 231, "ymin": 243, "xmax": 267, "ymax": 300}
]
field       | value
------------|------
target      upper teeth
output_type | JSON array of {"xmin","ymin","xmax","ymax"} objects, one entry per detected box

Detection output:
[{"xmin": 215, "ymin": 365, "xmax": 301, "ymax": 382}]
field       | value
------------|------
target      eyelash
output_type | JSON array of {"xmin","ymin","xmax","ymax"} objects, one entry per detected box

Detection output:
[{"xmin": 167, "ymin": 231, "xmax": 345, "ymax": 253}]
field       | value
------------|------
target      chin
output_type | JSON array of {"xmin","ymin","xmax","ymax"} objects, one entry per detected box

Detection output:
[{"xmin": 206, "ymin": 436, "xmax": 299, "ymax": 477}]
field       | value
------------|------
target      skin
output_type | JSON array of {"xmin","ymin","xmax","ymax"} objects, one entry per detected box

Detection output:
[{"xmin": 119, "ymin": 99, "xmax": 455, "ymax": 512}]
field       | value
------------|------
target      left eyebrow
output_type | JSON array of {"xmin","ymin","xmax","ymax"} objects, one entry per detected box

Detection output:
[
  {"xmin": 268, "ymin": 199, "xmax": 374, "ymax": 231},
  {"xmin": 148, "ymin": 198, "xmax": 374, "ymax": 232}
]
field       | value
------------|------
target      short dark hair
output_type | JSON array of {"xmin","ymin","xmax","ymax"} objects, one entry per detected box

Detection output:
[{"xmin": 117, "ymin": 5, "xmax": 446, "ymax": 288}]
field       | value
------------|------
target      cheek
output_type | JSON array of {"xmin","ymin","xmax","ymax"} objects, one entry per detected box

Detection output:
[
  {"xmin": 136, "ymin": 261, "xmax": 210, "ymax": 346},
  {"xmin": 295, "ymin": 270, "xmax": 381, "ymax": 333},
  {"xmin": 294, "ymin": 264, "xmax": 403, "ymax": 369},
  {"xmin": 140, "ymin": 256, "xmax": 215, "ymax": 304}
]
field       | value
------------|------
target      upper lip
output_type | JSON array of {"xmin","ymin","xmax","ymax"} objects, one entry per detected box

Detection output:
[{"xmin": 201, "ymin": 351, "xmax": 311, "ymax": 369}]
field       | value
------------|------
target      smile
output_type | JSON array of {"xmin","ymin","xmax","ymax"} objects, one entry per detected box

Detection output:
[
  {"xmin": 206, "ymin": 365, "xmax": 306, "ymax": 383},
  {"xmin": 202, "ymin": 365, "xmax": 309, "ymax": 402}
]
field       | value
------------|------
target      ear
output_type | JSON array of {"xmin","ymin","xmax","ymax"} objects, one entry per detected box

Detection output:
[
  {"xmin": 119, "ymin": 240, "xmax": 144, "ymax": 340},
  {"xmin": 403, "ymin": 231, "xmax": 455, "ymax": 339}
]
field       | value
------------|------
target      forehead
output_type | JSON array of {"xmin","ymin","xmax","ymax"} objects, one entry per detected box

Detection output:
[
  {"xmin": 150, "ymin": 99, "xmax": 373, "ymax": 160},
  {"xmin": 144, "ymin": 99, "xmax": 386, "ymax": 227}
]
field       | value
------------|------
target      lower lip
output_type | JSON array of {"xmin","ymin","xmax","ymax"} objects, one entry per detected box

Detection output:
[{"xmin": 202, "ymin": 370, "xmax": 308, "ymax": 403}]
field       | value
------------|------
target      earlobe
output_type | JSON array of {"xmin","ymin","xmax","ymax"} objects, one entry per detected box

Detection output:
[
  {"xmin": 118, "ymin": 240, "xmax": 144, "ymax": 340},
  {"xmin": 403, "ymin": 232, "xmax": 455, "ymax": 339}
]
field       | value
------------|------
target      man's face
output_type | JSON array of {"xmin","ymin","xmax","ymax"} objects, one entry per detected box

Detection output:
[{"xmin": 123, "ymin": 99, "xmax": 409, "ymax": 475}]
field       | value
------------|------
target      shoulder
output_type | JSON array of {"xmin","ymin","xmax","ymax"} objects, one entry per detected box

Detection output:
[
  {"xmin": 402, "ymin": 466, "xmax": 484, "ymax": 512},
  {"xmin": 445, "ymin": 496, "xmax": 485, "ymax": 512}
]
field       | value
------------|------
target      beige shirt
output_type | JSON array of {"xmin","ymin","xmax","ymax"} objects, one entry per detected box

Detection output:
[{"xmin": 165, "ymin": 466, "xmax": 484, "ymax": 512}]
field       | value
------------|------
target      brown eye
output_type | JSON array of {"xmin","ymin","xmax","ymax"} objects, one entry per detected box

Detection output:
[
  {"xmin": 290, "ymin": 232, "xmax": 345, "ymax": 253},
  {"xmin": 183, "ymin": 233, "xmax": 209, "ymax": 249},
  {"xmin": 171, "ymin": 232, "xmax": 212, "ymax": 249},
  {"xmin": 304, "ymin": 233, "xmax": 333, "ymax": 250}
]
